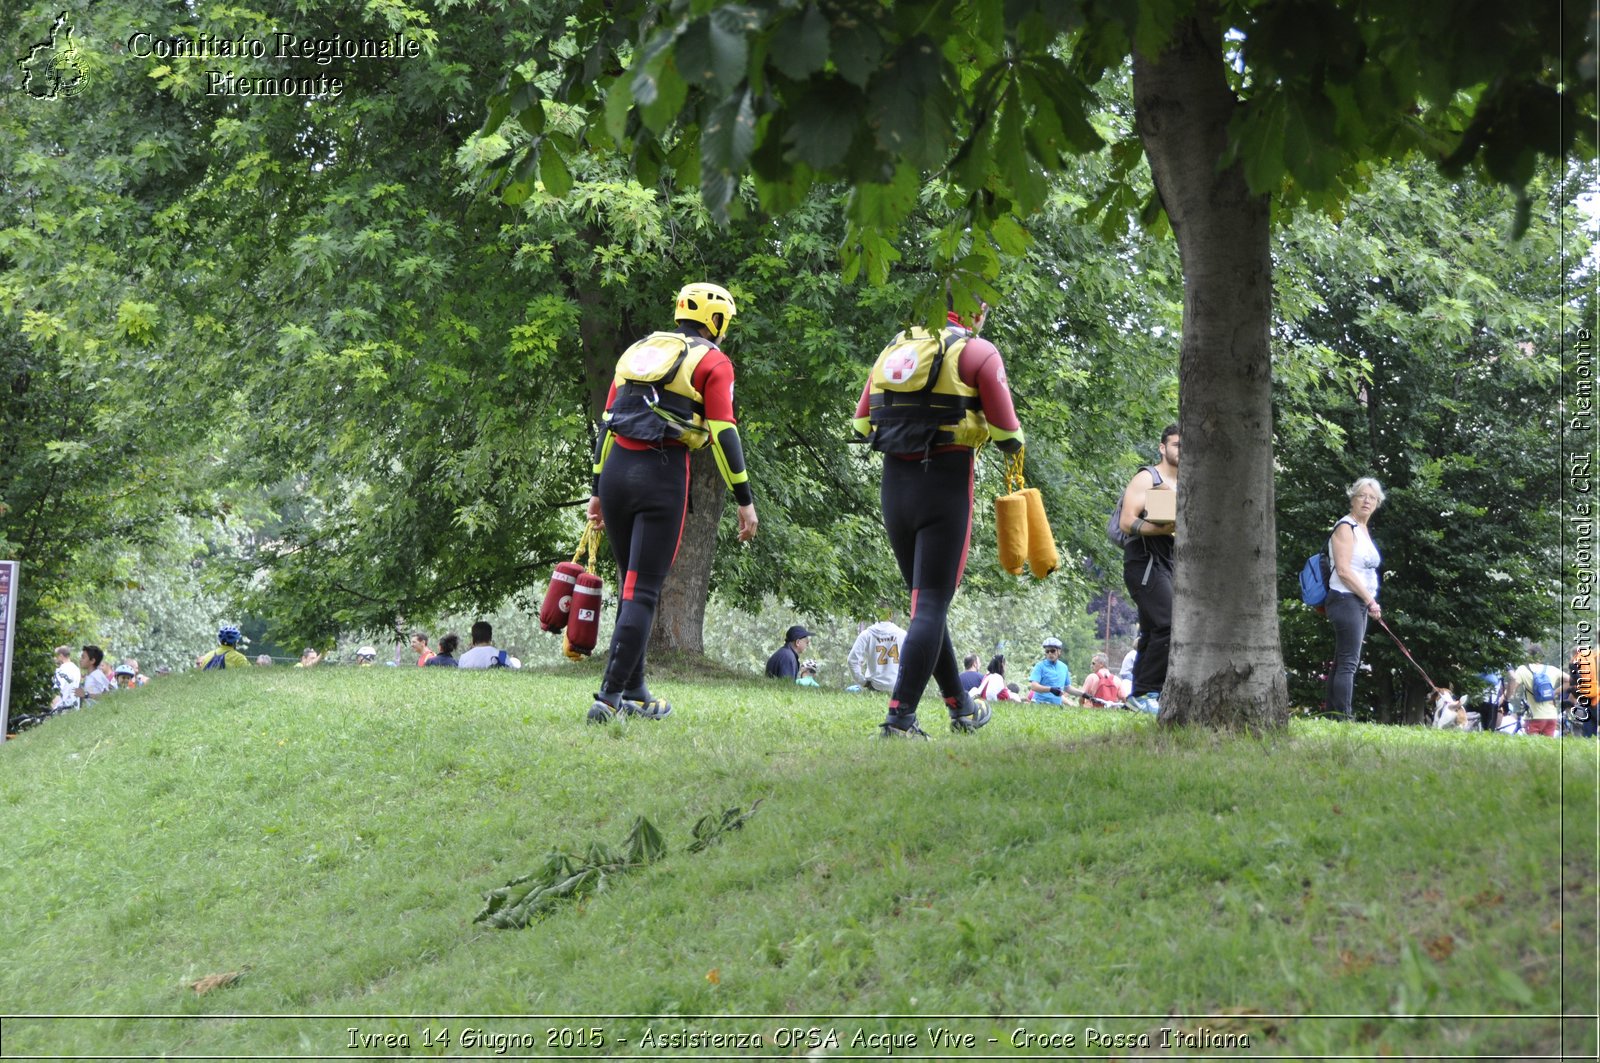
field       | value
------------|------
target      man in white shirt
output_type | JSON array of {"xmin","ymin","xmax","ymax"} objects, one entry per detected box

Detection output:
[
  {"xmin": 457, "ymin": 620, "xmax": 507, "ymax": 669},
  {"xmin": 51, "ymin": 646, "xmax": 81, "ymax": 712},
  {"xmin": 848, "ymin": 616, "xmax": 907, "ymax": 693},
  {"xmin": 78, "ymin": 645, "xmax": 114, "ymax": 705}
]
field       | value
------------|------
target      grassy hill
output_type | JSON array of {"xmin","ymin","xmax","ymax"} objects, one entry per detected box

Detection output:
[{"xmin": 0, "ymin": 663, "xmax": 1593, "ymax": 1059}]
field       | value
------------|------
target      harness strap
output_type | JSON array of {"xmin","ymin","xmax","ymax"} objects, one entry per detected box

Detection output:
[
  {"xmin": 617, "ymin": 382, "xmax": 706, "ymax": 416},
  {"xmin": 869, "ymin": 393, "xmax": 982, "ymax": 411}
]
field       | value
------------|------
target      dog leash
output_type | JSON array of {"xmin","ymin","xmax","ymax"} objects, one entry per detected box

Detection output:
[{"xmin": 1373, "ymin": 615, "xmax": 1439, "ymax": 691}]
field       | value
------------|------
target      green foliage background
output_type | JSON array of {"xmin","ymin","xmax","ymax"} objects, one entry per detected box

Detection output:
[{"xmin": 0, "ymin": 0, "xmax": 1591, "ymax": 721}]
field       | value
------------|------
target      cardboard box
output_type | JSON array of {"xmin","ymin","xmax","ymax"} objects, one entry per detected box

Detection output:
[{"xmin": 1143, "ymin": 490, "xmax": 1176, "ymax": 523}]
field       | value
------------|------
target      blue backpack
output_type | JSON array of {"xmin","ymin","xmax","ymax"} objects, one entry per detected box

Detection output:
[
  {"xmin": 203, "ymin": 651, "xmax": 227, "ymax": 670},
  {"xmin": 1298, "ymin": 551, "xmax": 1331, "ymax": 611},
  {"xmin": 1526, "ymin": 665, "xmax": 1556, "ymax": 703}
]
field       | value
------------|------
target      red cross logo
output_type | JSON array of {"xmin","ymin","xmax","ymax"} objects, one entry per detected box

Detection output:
[{"xmin": 884, "ymin": 351, "xmax": 919, "ymax": 384}]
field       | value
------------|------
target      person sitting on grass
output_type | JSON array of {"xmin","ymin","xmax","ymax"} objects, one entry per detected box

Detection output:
[
  {"xmin": 1079, "ymin": 652, "xmax": 1121, "ymax": 707},
  {"xmin": 457, "ymin": 621, "xmax": 507, "ymax": 669},
  {"xmin": 1029, "ymin": 637, "xmax": 1085, "ymax": 706},
  {"xmin": 424, "ymin": 633, "xmax": 460, "ymax": 667},
  {"xmin": 411, "ymin": 632, "xmax": 434, "ymax": 667},
  {"xmin": 77, "ymin": 646, "xmax": 114, "ymax": 706},
  {"xmin": 974, "ymin": 655, "xmax": 1014, "ymax": 702},
  {"xmin": 197, "ymin": 626, "xmax": 252, "ymax": 671}
]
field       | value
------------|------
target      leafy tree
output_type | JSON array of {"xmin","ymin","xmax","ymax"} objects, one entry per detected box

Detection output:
[
  {"xmin": 476, "ymin": 0, "xmax": 1594, "ymax": 729},
  {"xmin": 1, "ymin": 1, "xmax": 241, "ymax": 709},
  {"xmin": 1272, "ymin": 161, "xmax": 1587, "ymax": 720}
]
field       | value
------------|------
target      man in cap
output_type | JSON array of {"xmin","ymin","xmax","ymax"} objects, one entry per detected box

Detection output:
[{"xmin": 765, "ymin": 625, "xmax": 811, "ymax": 679}]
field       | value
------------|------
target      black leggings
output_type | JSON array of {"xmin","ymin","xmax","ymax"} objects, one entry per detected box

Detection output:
[
  {"xmin": 597, "ymin": 444, "xmax": 689, "ymax": 695},
  {"xmin": 881, "ymin": 450, "xmax": 974, "ymax": 714},
  {"xmin": 1123, "ymin": 547, "xmax": 1173, "ymax": 698}
]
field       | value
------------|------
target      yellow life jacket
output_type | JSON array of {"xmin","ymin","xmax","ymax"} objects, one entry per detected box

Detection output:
[
  {"xmin": 606, "ymin": 331, "xmax": 713, "ymax": 449},
  {"xmin": 867, "ymin": 326, "xmax": 988, "ymax": 452}
]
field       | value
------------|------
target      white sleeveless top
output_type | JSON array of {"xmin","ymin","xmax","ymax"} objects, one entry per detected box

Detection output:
[{"xmin": 1328, "ymin": 516, "xmax": 1381, "ymax": 599}]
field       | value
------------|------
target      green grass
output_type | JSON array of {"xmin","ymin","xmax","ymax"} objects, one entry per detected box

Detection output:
[{"xmin": 0, "ymin": 663, "xmax": 1593, "ymax": 1060}]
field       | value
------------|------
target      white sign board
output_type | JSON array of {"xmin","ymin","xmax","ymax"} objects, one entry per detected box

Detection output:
[{"xmin": 0, "ymin": 561, "xmax": 17, "ymax": 742}]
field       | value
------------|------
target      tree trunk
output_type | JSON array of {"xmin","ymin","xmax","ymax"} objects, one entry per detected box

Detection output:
[
  {"xmin": 1133, "ymin": 8, "xmax": 1289, "ymax": 730},
  {"xmin": 655, "ymin": 449, "xmax": 725, "ymax": 655}
]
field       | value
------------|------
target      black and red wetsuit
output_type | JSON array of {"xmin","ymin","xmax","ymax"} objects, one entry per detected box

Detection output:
[
  {"xmin": 592, "ymin": 328, "xmax": 752, "ymax": 701},
  {"xmin": 852, "ymin": 313, "xmax": 1024, "ymax": 725}
]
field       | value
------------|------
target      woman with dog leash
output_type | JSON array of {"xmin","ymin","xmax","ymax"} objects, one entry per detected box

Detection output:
[{"xmin": 1326, "ymin": 477, "xmax": 1385, "ymax": 721}]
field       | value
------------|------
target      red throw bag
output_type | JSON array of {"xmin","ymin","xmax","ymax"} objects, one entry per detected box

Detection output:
[
  {"xmin": 539, "ymin": 561, "xmax": 585, "ymax": 633},
  {"xmin": 566, "ymin": 572, "xmax": 604, "ymax": 656}
]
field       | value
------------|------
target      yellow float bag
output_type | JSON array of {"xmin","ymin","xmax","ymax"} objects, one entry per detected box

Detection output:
[
  {"xmin": 994, "ymin": 449, "xmax": 1030, "ymax": 575},
  {"xmin": 995, "ymin": 494, "xmax": 1029, "ymax": 574},
  {"xmin": 1021, "ymin": 487, "xmax": 1059, "ymax": 579}
]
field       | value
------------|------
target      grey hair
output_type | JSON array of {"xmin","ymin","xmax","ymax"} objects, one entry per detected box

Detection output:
[{"xmin": 1348, "ymin": 476, "xmax": 1386, "ymax": 506}]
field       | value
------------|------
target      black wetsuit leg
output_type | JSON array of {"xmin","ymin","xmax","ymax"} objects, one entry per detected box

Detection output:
[
  {"xmin": 880, "ymin": 449, "xmax": 974, "ymax": 714},
  {"xmin": 597, "ymin": 445, "xmax": 690, "ymax": 696}
]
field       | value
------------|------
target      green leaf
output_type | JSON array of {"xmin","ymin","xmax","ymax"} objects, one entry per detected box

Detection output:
[
  {"xmin": 703, "ymin": 90, "xmax": 758, "ymax": 173},
  {"xmin": 769, "ymin": 5, "xmax": 830, "ymax": 80},
  {"xmin": 508, "ymin": 75, "xmax": 538, "ymax": 114},
  {"xmin": 831, "ymin": 19, "xmax": 884, "ymax": 88},
  {"xmin": 482, "ymin": 95, "xmax": 509, "ymax": 138},
  {"xmin": 989, "ymin": 214, "xmax": 1031, "ymax": 257},
  {"xmin": 708, "ymin": 6, "xmax": 759, "ymax": 92},
  {"xmin": 639, "ymin": 58, "xmax": 688, "ymax": 134},
  {"xmin": 784, "ymin": 84, "xmax": 858, "ymax": 170},
  {"xmin": 539, "ymin": 146, "xmax": 573, "ymax": 198},
  {"xmin": 604, "ymin": 76, "xmax": 634, "ymax": 145},
  {"xmin": 676, "ymin": 18, "xmax": 717, "ymax": 88},
  {"xmin": 867, "ymin": 36, "xmax": 950, "ymax": 167},
  {"xmin": 847, "ymin": 161, "xmax": 919, "ymax": 231},
  {"xmin": 996, "ymin": 94, "xmax": 1047, "ymax": 215},
  {"xmin": 1236, "ymin": 93, "xmax": 1289, "ymax": 196},
  {"xmin": 626, "ymin": 815, "xmax": 668, "ymax": 863},
  {"xmin": 1028, "ymin": 57, "xmax": 1105, "ymax": 153}
]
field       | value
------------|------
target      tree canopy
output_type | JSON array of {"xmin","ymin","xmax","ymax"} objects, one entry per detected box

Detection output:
[{"xmin": 468, "ymin": 0, "xmax": 1592, "ymax": 729}]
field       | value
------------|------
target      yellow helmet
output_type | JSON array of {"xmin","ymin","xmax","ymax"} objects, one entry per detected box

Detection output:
[{"xmin": 674, "ymin": 282, "xmax": 737, "ymax": 343}]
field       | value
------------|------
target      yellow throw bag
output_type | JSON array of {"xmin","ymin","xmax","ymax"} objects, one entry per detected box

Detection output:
[
  {"xmin": 1021, "ymin": 487, "xmax": 1059, "ymax": 578},
  {"xmin": 995, "ymin": 492, "xmax": 1029, "ymax": 574}
]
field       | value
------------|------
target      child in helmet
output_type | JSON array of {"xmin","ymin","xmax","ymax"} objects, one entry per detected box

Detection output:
[{"xmin": 197, "ymin": 626, "xmax": 253, "ymax": 670}]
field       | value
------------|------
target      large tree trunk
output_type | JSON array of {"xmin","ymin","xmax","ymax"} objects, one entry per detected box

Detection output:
[
  {"xmin": 1133, "ymin": 8, "xmax": 1289, "ymax": 730},
  {"xmin": 655, "ymin": 449, "xmax": 724, "ymax": 655}
]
